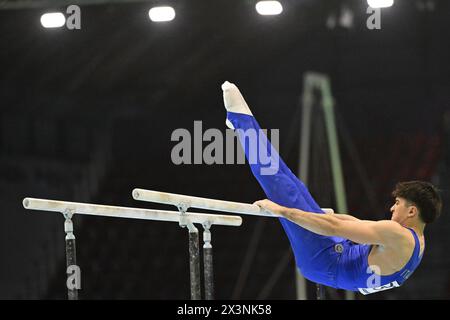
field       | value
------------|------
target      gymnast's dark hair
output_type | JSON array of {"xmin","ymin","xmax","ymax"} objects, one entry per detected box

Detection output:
[{"xmin": 392, "ymin": 181, "xmax": 442, "ymax": 224}]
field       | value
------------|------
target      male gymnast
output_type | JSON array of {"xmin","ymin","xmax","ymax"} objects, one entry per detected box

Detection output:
[{"xmin": 221, "ymin": 81, "xmax": 442, "ymax": 294}]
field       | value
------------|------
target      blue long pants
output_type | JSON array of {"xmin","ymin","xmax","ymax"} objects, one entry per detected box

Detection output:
[{"xmin": 227, "ymin": 111, "xmax": 344, "ymax": 286}]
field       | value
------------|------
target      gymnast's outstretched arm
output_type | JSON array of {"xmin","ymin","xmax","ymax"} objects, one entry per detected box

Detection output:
[
  {"xmin": 254, "ymin": 199, "xmax": 404, "ymax": 245},
  {"xmin": 325, "ymin": 212, "xmax": 371, "ymax": 222}
]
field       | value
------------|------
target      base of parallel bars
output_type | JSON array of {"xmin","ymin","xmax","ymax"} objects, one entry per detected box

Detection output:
[
  {"xmin": 63, "ymin": 210, "xmax": 79, "ymax": 300},
  {"xmin": 188, "ymin": 229, "xmax": 201, "ymax": 300},
  {"xmin": 203, "ymin": 224, "xmax": 214, "ymax": 300}
]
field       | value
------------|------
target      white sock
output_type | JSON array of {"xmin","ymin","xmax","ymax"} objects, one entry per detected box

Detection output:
[
  {"xmin": 222, "ymin": 81, "xmax": 253, "ymax": 114},
  {"xmin": 222, "ymin": 81, "xmax": 253, "ymax": 129}
]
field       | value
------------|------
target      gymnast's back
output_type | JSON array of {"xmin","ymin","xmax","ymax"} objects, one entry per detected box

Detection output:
[{"xmin": 335, "ymin": 227, "xmax": 423, "ymax": 294}]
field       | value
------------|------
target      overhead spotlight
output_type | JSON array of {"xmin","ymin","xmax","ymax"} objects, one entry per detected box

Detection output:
[
  {"xmin": 367, "ymin": 0, "xmax": 394, "ymax": 8},
  {"xmin": 40, "ymin": 12, "xmax": 66, "ymax": 28},
  {"xmin": 148, "ymin": 6, "xmax": 176, "ymax": 22},
  {"xmin": 255, "ymin": 1, "xmax": 283, "ymax": 16}
]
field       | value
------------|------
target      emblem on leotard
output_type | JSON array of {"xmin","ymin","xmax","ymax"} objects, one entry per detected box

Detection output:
[{"xmin": 334, "ymin": 243, "xmax": 344, "ymax": 253}]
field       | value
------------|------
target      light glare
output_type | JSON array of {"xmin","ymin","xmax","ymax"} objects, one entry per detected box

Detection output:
[
  {"xmin": 367, "ymin": 0, "xmax": 394, "ymax": 8},
  {"xmin": 255, "ymin": 1, "xmax": 283, "ymax": 16},
  {"xmin": 40, "ymin": 12, "xmax": 65, "ymax": 28},
  {"xmin": 148, "ymin": 6, "xmax": 176, "ymax": 22}
]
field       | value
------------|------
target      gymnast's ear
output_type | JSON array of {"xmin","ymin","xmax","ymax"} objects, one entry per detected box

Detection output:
[{"xmin": 407, "ymin": 205, "xmax": 418, "ymax": 218}]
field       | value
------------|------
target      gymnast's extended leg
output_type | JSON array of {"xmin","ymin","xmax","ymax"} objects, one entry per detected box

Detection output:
[{"xmin": 221, "ymin": 81, "xmax": 342, "ymax": 284}]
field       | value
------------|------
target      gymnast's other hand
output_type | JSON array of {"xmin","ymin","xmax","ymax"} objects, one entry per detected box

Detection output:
[{"xmin": 253, "ymin": 199, "xmax": 285, "ymax": 217}]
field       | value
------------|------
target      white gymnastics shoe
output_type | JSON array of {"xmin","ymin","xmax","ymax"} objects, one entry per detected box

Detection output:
[{"xmin": 221, "ymin": 81, "xmax": 253, "ymax": 129}]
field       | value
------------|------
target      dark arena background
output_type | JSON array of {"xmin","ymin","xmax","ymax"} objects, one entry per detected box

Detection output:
[{"xmin": 0, "ymin": 0, "xmax": 449, "ymax": 300}]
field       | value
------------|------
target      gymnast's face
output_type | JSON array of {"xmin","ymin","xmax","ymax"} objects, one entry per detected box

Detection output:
[{"xmin": 390, "ymin": 197, "xmax": 415, "ymax": 224}]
